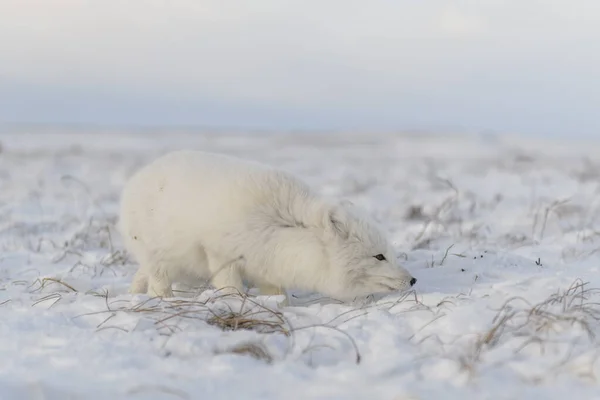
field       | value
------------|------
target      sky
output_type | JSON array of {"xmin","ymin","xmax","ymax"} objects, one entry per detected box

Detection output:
[{"xmin": 1, "ymin": 0, "xmax": 600, "ymax": 136}]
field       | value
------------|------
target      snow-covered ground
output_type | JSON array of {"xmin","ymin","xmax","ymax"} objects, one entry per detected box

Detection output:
[{"xmin": 2, "ymin": 130, "xmax": 600, "ymax": 399}]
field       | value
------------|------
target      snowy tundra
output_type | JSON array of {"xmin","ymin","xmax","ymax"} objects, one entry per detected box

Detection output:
[
  {"xmin": 119, "ymin": 150, "xmax": 416, "ymax": 301},
  {"xmin": 4, "ymin": 131, "xmax": 600, "ymax": 400}
]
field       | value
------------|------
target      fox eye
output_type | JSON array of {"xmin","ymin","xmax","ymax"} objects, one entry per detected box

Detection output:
[{"xmin": 374, "ymin": 254, "xmax": 386, "ymax": 261}]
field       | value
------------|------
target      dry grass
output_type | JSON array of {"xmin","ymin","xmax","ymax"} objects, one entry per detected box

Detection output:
[
  {"xmin": 408, "ymin": 176, "xmax": 481, "ymax": 251},
  {"xmin": 20, "ymin": 277, "xmax": 429, "ymax": 366},
  {"xmin": 55, "ymin": 287, "xmax": 374, "ymax": 365},
  {"xmin": 30, "ymin": 277, "xmax": 78, "ymax": 293},
  {"xmin": 457, "ymin": 279, "xmax": 600, "ymax": 379},
  {"xmin": 216, "ymin": 341, "xmax": 274, "ymax": 364}
]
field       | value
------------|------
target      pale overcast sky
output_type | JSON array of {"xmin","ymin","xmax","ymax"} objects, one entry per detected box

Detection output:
[{"xmin": 1, "ymin": 1, "xmax": 600, "ymax": 136}]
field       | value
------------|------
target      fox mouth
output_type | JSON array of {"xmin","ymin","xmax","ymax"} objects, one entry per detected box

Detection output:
[
  {"xmin": 372, "ymin": 276, "xmax": 411, "ymax": 292},
  {"xmin": 377, "ymin": 283, "xmax": 398, "ymax": 291},
  {"xmin": 352, "ymin": 273, "xmax": 412, "ymax": 293},
  {"xmin": 375, "ymin": 279, "xmax": 410, "ymax": 292}
]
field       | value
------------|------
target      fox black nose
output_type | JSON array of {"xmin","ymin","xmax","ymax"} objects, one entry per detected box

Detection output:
[{"xmin": 409, "ymin": 277, "xmax": 417, "ymax": 286}]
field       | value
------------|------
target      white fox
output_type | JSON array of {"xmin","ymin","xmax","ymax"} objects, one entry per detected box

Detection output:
[{"xmin": 119, "ymin": 151, "xmax": 416, "ymax": 302}]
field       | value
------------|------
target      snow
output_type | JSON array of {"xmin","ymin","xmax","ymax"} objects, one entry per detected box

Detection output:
[{"xmin": 2, "ymin": 130, "xmax": 600, "ymax": 399}]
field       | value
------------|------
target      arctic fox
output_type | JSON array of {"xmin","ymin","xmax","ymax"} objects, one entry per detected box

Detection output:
[{"xmin": 119, "ymin": 150, "xmax": 416, "ymax": 302}]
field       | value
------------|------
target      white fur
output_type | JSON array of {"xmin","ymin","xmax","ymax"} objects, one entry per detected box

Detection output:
[{"xmin": 118, "ymin": 150, "xmax": 416, "ymax": 301}]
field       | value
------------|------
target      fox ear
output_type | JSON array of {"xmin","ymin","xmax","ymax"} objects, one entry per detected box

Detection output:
[{"xmin": 325, "ymin": 206, "xmax": 350, "ymax": 240}]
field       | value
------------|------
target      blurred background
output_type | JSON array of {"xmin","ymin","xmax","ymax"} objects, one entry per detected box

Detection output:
[{"xmin": 1, "ymin": 0, "xmax": 599, "ymax": 138}]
